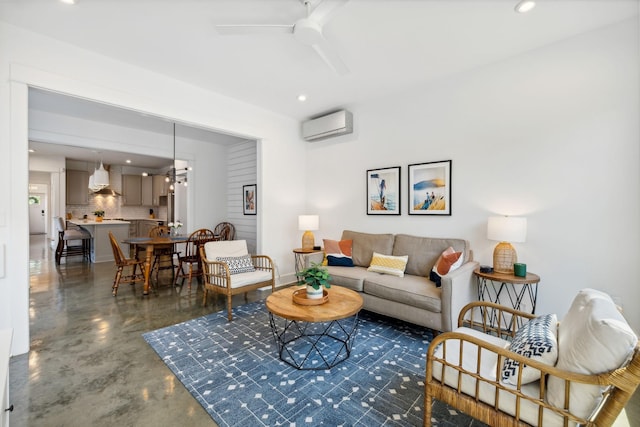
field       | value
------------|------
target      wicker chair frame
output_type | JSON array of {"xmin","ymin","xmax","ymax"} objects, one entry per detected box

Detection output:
[
  {"xmin": 424, "ymin": 301, "xmax": 640, "ymax": 427},
  {"xmin": 200, "ymin": 245, "xmax": 275, "ymax": 321}
]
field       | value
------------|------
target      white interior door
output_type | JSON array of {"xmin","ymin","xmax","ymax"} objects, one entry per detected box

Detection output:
[{"xmin": 29, "ymin": 193, "xmax": 46, "ymax": 234}]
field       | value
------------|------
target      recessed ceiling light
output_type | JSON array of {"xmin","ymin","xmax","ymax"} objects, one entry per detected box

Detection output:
[
  {"xmin": 297, "ymin": 94, "xmax": 307, "ymax": 102},
  {"xmin": 515, "ymin": 0, "xmax": 536, "ymax": 13},
  {"xmin": 28, "ymin": 149, "xmax": 35, "ymax": 153},
  {"xmin": 142, "ymin": 172, "xmax": 149, "ymax": 177},
  {"xmin": 125, "ymin": 159, "xmax": 132, "ymax": 164},
  {"xmin": 60, "ymin": 0, "xmax": 77, "ymax": 4}
]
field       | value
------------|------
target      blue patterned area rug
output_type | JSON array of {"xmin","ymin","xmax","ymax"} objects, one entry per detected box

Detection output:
[{"xmin": 143, "ymin": 300, "xmax": 479, "ymax": 427}]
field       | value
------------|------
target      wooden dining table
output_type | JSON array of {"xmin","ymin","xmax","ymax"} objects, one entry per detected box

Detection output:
[{"xmin": 123, "ymin": 235, "xmax": 188, "ymax": 295}]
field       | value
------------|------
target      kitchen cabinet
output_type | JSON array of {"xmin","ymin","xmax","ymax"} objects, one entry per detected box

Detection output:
[
  {"xmin": 66, "ymin": 170, "xmax": 89, "ymax": 205},
  {"xmin": 141, "ymin": 175, "xmax": 153, "ymax": 206},
  {"xmin": 152, "ymin": 175, "xmax": 168, "ymax": 205},
  {"xmin": 122, "ymin": 174, "xmax": 142, "ymax": 206}
]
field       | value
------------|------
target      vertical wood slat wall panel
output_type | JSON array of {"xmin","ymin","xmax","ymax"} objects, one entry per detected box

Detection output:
[{"xmin": 227, "ymin": 141, "xmax": 257, "ymax": 253}]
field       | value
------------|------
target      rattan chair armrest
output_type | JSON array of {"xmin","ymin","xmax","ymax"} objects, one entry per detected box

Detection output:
[
  {"xmin": 199, "ymin": 248, "xmax": 232, "ymax": 284},
  {"xmin": 428, "ymin": 331, "xmax": 603, "ymax": 387},
  {"xmin": 458, "ymin": 301, "xmax": 537, "ymax": 326},
  {"xmin": 251, "ymin": 254, "xmax": 274, "ymax": 270},
  {"xmin": 426, "ymin": 331, "xmax": 607, "ymax": 426},
  {"xmin": 456, "ymin": 301, "xmax": 538, "ymax": 339}
]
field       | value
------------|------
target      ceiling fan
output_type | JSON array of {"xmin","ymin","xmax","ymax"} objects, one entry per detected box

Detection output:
[{"xmin": 215, "ymin": 0, "xmax": 350, "ymax": 75}]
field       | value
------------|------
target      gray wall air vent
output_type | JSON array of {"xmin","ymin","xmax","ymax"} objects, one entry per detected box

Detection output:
[{"xmin": 302, "ymin": 110, "xmax": 353, "ymax": 142}]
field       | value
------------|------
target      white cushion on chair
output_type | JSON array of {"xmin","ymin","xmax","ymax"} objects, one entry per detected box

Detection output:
[
  {"xmin": 204, "ymin": 240, "xmax": 248, "ymax": 260},
  {"xmin": 64, "ymin": 229, "xmax": 89, "ymax": 240},
  {"xmin": 432, "ymin": 327, "xmax": 570, "ymax": 426},
  {"xmin": 547, "ymin": 288, "xmax": 638, "ymax": 420},
  {"xmin": 228, "ymin": 270, "xmax": 273, "ymax": 288}
]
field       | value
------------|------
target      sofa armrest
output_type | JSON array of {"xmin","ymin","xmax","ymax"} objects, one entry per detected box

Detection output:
[
  {"xmin": 439, "ymin": 261, "xmax": 479, "ymax": 332},
  {"xmin": 302, "ymin": 251, "xmax": 324, "ymax": 268}
]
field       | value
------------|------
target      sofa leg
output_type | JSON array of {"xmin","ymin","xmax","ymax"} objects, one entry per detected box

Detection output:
[{"xmin": 227, "ymin": 294, "xmax": 233, "ymax": 322}]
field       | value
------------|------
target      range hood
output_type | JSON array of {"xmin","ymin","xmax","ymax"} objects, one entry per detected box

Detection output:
[
  {"xmin": 92, "ymin": 188, "xmax": 121, "ymax": 196},
  {"xmin": 87, "ymin": 163, "xmax": 120, "ymax": 195}
]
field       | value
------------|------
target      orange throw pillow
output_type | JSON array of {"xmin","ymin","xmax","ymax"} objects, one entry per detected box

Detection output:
[{"xmin": 430, "ymin": 247, "xmax": 463, "ymax": 287}]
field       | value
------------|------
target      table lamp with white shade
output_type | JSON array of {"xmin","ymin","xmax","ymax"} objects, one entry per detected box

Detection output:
[
  {"xmin": 298, "ymin": 215, "xmax": 319, "ymax": 250},
  {"xmin": 487, "ymin": 216, "xmax": 527, "ymax": 274}
]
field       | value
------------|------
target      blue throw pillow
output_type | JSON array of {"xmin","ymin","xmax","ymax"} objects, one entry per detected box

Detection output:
[{"xmin": 327, "ymin": 255, "xmax": 354, "ymax": 267}]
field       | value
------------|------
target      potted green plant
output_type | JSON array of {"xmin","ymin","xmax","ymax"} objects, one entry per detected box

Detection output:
[
  {"xmin": 300, "ymin": 262, "xmax": 331, "ymax": 299},
  {"xmin": 93, "ymin": 210, "xmax": 105, "ymax": 222}
]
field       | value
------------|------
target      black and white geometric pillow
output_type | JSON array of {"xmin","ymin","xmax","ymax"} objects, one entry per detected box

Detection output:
[
  {"xmin": 216, "ymin": 255, "xmax": 256, "ymax": 275},
  {"xmin": 502, "ymin": 313, "xmax": 558, "ymax": 385}
]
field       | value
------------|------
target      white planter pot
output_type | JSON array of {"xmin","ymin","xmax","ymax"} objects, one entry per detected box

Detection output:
[{"xmin": 306, "ymin": 285, "xmax": 324, "ymax": 299}]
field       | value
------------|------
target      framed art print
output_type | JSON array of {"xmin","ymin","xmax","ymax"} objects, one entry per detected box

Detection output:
[
  {"xmin": 367, "ymin": 166, "xmax": 401, "ymax": 215},
  {"xmin": 408, "ymin": 160, "xmax": 451, "ymax": 215},
  {"xmin": 243, "ymin": 184, "xmax": 256, "ymax": 215}
]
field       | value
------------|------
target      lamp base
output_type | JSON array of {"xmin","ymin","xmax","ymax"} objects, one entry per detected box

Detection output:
[
  {"xmin": 493, "ymin": 242, "xmax": 517, "ymax": 274},
  {"xmin": 301, "ymin": 231, "xmax": 315, "ymax": 250}
]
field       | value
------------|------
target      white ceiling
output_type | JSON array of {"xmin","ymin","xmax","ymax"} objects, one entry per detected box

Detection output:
[
  {"xmin": 1, "ymin": 0, "xmax": 636, "ymax": 122},
  {"xmin": 3, "ymin": 0, "xmax": 639, "ymax": 167}
]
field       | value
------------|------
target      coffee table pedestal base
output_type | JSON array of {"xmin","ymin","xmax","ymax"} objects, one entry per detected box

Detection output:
[{"xmin": 268, "ymin": 313, "xmax": 359, "ymax": 370}]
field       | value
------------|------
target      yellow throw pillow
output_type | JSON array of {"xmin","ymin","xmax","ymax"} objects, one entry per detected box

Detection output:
[{"xmin": 367, "ymin": 252, "xmax": 409, "ymax": 277}]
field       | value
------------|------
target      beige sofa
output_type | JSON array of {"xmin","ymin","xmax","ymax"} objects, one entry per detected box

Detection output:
[{"xmin": 303, "ymin": 230, "xmax": 478, "ymax": 332}]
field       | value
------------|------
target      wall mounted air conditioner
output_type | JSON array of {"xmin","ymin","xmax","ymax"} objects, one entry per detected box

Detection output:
[{"xmin": 302, "ymin": 110, "xmax": 353, "ymax": 142}]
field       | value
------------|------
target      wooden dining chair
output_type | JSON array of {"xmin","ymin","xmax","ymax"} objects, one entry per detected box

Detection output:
[
  {"xmin": 213, "ymin": 222, "xmax": 235, "ymax": 241},
  {"xmin": 148, "ymin": 225, "xmax": 177, "ymax": 284},
  {"xmin": 108, "ymin": 231, "xmax": 145, "ymax": 296},
  {"xmin": 173, "ymin": 228, "xmax": 218, "ymax": 290}
]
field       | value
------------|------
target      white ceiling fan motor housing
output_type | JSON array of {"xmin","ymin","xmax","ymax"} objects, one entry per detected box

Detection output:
[{"xmin": 293, "ymin": 18, "xmax": 323, "ymax": 45}]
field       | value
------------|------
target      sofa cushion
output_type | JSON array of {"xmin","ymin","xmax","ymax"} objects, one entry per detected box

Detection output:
[
  {"xmin": 392, "ymin": 234, "xmax": 468, "ymax": 277},
  {"xmin": 323, "ymin": 239, "xmax": 354, "ymax": 267},
  {"xmin": 325, "ymin": 266, "xmax": 370, "ymax": 292},
  {"xmin": 429, "ymin": 246, "xmax": 464, "ymax": 287},
  {"xmin": 502, "ymin": 314, "xmax": 558, "ymax": 385},
  {"xmin": 547, "ymin": 289, "xmax": 638, "ymax": 420},
  {"xmin": 363, "ymin": 274, "xmax": 442, "ymax": 312},
  {"xmin": 367, "ymin": 252, "xmax": 409, "ymax": 277},
  {"xmin": 341, "ymin": 230, "xmax": 395, "ymax": 267}
]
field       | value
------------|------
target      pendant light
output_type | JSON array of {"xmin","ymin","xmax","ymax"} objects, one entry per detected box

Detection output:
[
  {"xmin": 87, "ymin": 156, "xmax": 107, "ymax": 192},
  {"xmin": 93, "ymin": 161, "xmax": 109, "ymax": 189},
  {"xmin": 165, "ymin": 123, "xmax": 191, "ymax": 191}
]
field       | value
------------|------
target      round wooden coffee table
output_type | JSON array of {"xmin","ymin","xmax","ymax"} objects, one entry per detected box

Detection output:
[{"xmin": 266, "ymin": 285, "xmax": 364, "ymax": 370}]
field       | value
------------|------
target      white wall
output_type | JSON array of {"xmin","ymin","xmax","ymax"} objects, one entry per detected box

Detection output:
[
  {"xmin": 306, "ymin": 19, "xmax": 640, "ymax": 332},
  {"xmin": 0, "ymin": 22, "xmax": 306, "ymax": 355}
]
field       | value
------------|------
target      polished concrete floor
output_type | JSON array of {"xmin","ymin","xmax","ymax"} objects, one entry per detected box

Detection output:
[
  {"xmin": 9, "ymin": 235, "xmax": 271, "ymax": 426},
  {"xmin": 10, "ymin": 235, "xmax": 640, "ymax": 426}
]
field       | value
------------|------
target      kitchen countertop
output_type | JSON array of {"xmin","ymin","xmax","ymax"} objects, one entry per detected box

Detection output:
[{"xmin": 68, "ymin": 219, "xmax": 130, "ymax": 226}]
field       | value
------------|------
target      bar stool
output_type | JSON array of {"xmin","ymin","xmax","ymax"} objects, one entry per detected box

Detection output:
[{"xmin": 54, "ymin": 217, "xmax": 91, "ymax": 264}]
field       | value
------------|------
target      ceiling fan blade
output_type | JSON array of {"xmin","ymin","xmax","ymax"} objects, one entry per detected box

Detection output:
[
  {"xmin": 312, "ymin": 36, "xmax": 349, "ymax": 75},
  {"xmin": 215, "ymin": 24, "xmax": 294, "ymax": 35},
  {"xmin": 309, "ymin": 0, "xmax": 350, "ymax": 26}
]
